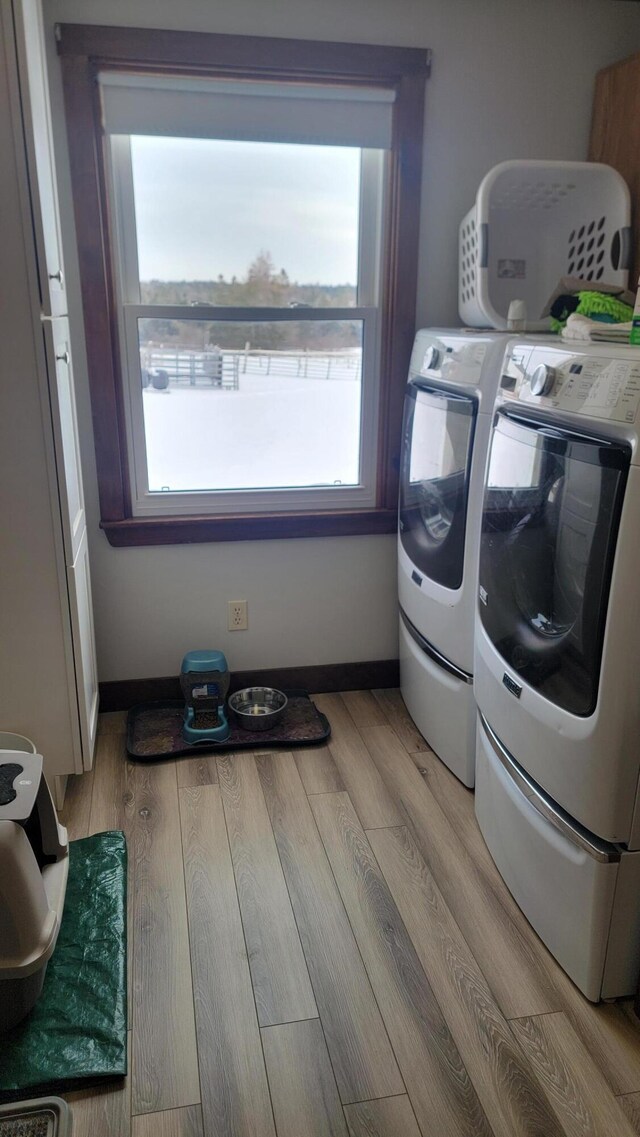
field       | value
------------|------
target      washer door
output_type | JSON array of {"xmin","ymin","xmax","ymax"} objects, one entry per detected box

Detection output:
[
  {"xmin": 479, "ymin": 410, "xmax": 630, "ymax": 716},
  {"xmin": 399, "ymin": 380, "xmax": 476, "ymax": 589}
]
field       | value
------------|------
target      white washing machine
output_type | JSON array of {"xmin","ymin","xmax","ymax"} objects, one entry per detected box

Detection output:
[
  {"xmin": 474, "ymin": 338, "xmax": 640, "ymax": 1000},
  {"xmin": 398, "ymin": 328, "xmax": 512, "ymax": 786}
]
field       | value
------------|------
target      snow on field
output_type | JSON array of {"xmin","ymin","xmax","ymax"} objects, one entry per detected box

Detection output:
[{"xmin": 142, "ymin": 369, "xmax": 362, "ymax": 491}]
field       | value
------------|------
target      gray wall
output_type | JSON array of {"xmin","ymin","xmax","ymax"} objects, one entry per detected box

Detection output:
[{"xmin": 46, "ymin": 0, "xmax": 640, "ymax": 682}]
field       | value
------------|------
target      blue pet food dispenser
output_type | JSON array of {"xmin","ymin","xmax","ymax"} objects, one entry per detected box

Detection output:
[{"xmin": 180, "ymin": 650, "xmax": 230, "ymax": 743}]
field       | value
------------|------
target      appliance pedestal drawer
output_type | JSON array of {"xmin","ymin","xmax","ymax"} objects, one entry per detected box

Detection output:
[
  {"xmin": 475, "ymin": 713, "xmax": 640, "ymax": 1001},
  {"xmin": 399, "ymin": 613, "xmax": 476, "ymax": 787}
]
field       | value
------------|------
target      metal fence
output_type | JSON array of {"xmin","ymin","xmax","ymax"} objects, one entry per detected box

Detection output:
[
  {"xmin": 141, "ymin": 346, "xmax": 361, "ymax": 388},
  {"xmin": 141, "ymin": 349, "xmax": 239, "ymax": 390},
  {"xmin": 241, "ymin": 347, "xmax": 361, "ymax": 381}
]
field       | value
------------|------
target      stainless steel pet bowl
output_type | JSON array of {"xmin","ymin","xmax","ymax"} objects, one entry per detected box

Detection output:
[{"xmin": 228, "ymin": 687, "xmax": 288, "ymax": 731}]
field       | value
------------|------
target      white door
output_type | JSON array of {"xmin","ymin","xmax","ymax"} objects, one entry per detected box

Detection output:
[
  {"xmin": 11, "ymin": 0, "xmax": 67, "ymax": 316},
  {"xmin": 12, "ymin": 0, "xmax": 98, "ymax": 771},
  {"xmin": 43, "ymin": 317, "xmax": 86, "ymax": 564},
  {"xmin": 67, "ymin": 527, "xmax": 99, "ymax": 768}
]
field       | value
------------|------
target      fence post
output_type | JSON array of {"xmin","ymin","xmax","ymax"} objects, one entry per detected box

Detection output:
[{"xmin": 243, "ymin": 341, "xmax": 250, "ymax": 373}]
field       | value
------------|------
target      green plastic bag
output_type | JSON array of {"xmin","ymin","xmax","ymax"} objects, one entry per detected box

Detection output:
[{"xmin": 0, "ymin": 831, "xmax": 127, "ymax": 1098}]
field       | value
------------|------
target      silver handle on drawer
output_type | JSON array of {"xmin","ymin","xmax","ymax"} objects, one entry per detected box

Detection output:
[
  {"xmin": 400, "ymin": 607, "xmax": 473, "ymax": 684},
  {"xmin": 55, "ymin": 351, "xmax": 70, "ymax": 365},
  {"xmin": 48, "ymin": 270, "xmax": 64, "ymax": 284},
  {"xmin": 479, "ymin": 713, "xmax": 620, "ymax": 864}
]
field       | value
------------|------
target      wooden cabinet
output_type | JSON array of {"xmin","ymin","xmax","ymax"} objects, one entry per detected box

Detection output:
[
  {"xmin": 590, "ymin": 50, "xmax": 640, "ymax": 289},
  {"xmin": 0, "ymin": 0, "xmax": 98, "ymax": 800}
]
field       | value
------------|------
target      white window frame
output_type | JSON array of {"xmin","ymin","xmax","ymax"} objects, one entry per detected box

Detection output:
[{"xmin": 106, "ymin": 134, "xmax": 386, "ymax": 517}]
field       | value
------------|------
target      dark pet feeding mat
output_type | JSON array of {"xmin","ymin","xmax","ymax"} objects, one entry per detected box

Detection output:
[{"xmin": 127, "ymin": 690, "xmax": 330, "ymax": 761}]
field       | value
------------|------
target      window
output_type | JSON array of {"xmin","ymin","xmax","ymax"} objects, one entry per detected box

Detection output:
[
  {"xmin": 105, "ymin": 81, "xmax": 386, "ymax": 515},
  {"xmin": 58, "ymin": 27, "xmax": 428, "ymax": 544}
]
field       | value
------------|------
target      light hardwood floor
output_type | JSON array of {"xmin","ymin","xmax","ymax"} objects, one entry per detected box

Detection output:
[{"xmin": 60, "ymin": 691, "xmax": 640, "ymax": 1137}]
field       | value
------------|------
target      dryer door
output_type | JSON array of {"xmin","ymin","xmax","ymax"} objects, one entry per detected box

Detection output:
[
  {"xmin": 399, "ymin": 381, "xmax": 476, "ymax": 589},
  {"xmin": 479, "ymin": 410, "xmax": 630, "ymax": 716}
]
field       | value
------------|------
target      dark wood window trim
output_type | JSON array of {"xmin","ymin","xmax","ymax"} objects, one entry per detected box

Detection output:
[{"xmin": 57, "ymin": 25, "xmax": 427, "ymax": 547}]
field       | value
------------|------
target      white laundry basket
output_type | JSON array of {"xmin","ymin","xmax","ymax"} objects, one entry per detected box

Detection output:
[{"xmin": 459, "ymin": 161, "xmax": 631, "ymax": 329}]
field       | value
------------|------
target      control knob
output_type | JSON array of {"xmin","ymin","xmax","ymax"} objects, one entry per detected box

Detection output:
[
  {"xmin": 530, "ymin": 363, "xmax": 556, "ymax": 397},
  {"xmin": 423, "ymin": 345, "xmax": 441, "ymax": 372}
]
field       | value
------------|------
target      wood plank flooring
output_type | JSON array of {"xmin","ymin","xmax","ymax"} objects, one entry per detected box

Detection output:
[
  {"xmin": 131, "ymin": 762, "xmax": 200, "ymax": 1114},
  {"xmin": 59, "ymin": 690, "xmax": 640, "ymax": 1137},
  {"xmin": 179, "ymin": 784, "xmax": 275, "ymax": 1137},
  {"xmin": 310, "ymin": 792, "xmax": 493, "ymax": 1137},
  {"xmin": 256, "ymin": 751, "xmax": 403, "ymax": 1103},
  {"xmin": 217, "ymin": 752, "xmax": 317, "ymax": 1027},
  {"xmin": 344, "ymin": 1096, "xmax": 422, "ymax": 1137},
  {"xmin": 262, "ymin": 1018, "xmax": 348, "ymax": 1137}
]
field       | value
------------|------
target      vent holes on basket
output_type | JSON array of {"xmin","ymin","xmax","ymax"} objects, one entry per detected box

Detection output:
[
  {"xmin": 598, "ymin": 216, "xmax": 605, "ymax": 231},
  {"xmin": 578, "ymin": 225, "xmax": 585, "ymax": 239},
  {"xmin": 611, "ymin": 230, "xmax": 622, "ymax": 270},
  {"xmin": 588, "ymin": 221, "xmax": 595, "ymax": 235}
]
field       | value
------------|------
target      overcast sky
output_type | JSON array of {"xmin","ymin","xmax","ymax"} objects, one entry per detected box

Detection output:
[{"xmin": 130, "ymin": 136, "xmax": 360, "ymax": 285}]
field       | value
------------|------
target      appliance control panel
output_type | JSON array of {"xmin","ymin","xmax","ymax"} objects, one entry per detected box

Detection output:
[
  {"xmin": 411, "ymin": 332, "xmax": 489, "ymax": 386},
  {"xmin": 501, "ymin": 344, "xmax": 640, "ymax": 423}
]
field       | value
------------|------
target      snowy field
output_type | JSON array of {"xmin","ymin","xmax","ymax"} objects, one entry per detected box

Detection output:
[{"xmin": 142, "ymin": 366, "xmax": 362, "ymax": 491}]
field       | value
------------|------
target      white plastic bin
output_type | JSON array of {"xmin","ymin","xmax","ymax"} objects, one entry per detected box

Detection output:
[{"xmin": 459, "ymin": 160, "xmax": 631, "ymax": 329}]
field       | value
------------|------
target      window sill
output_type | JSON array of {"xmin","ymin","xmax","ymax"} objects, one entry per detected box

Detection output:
[{"xmin": 101, "ymin": 508, "xmax": 399, "ymax": 546}]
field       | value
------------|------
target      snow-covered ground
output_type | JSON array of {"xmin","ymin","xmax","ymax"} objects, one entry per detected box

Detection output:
[{"xmin": 142, "ymin": 368, "xmax": 362, "ymax": 491}]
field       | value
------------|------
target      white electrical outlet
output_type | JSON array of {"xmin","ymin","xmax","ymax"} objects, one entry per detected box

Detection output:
[{"xmin": 228, "ymin": 600, "xmax": 248, "ymax": 631}]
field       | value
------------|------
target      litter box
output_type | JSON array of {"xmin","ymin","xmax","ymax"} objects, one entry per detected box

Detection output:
[
  {"xmin": 0, "ymin": 1096, "xmax": 71, "ymax": 1136},
  {"xmin": 459, "ymin": 160, "xmax": 631, "ymax": 329},
  {"xmin": 0, "ymin": 737, "xmax": 68, "ymax": 1033}
]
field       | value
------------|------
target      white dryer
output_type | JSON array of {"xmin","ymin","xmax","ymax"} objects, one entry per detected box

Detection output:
[
  {"xmin": 398, "ymin": 328, "xmax": 512, "ymax": 786},
  {"xmin": 474, "ymin": 338, "xmax": 640, "ymax": 1000}
]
